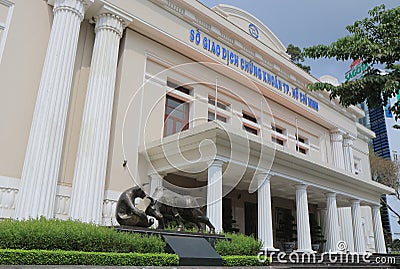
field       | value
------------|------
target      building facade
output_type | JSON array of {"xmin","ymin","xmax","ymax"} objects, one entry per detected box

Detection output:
[{"xmin": 0, "ymin": 0, "xmax": 393, "ymax": 253}]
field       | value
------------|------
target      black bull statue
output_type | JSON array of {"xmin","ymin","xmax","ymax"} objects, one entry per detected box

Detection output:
[{"xmin": 116, "ymin": 186, "xmax": 215, "ymax": 233}]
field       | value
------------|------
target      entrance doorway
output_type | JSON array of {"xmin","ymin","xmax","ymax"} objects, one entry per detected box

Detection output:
[{"xmin": 245, "ymin": 202, "xmax": 257, "ymax": 237}]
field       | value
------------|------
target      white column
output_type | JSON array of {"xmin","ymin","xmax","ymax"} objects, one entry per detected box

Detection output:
[
  {"xmin": 343, "ymin": 136, "xmax": 355, "ymax": 173},
  {"xmin": 338, "ymin": 207, "xmax": 355, "ymax": 252},
  {"xmin": 295, "ymin": 184, "xmax": 313, "ymax": 252},
  {"xmin": 207, "ymin": 160, "xmax": 223, "ymax": 233},
  {"xmin": 324, "ymin": 192, "xmax": 341, "ymax": 252},
  {"xmin": 149, "ymin": 173, "xmax": 163, "ymax": 196},
  {"xmin": 330, "ymin": 129, "xmax": 345, "ymax": 169},
  {"xmin": 14, "ymin": 0, "xmax": 89, "ymax": 219},
  {"xmin": 351, "ymin": 200, "xmax": 366, "ymax": 253},
  {"xmin": 371, "ymin": 205, "xmax": 386, "ymax": 253},
  {"xmin": 69, "ymin": 12, "xmax": 125, "ymax": 224},
  {"xmin": 257, "ymin": 173, "xmax": 278, "ymax": 251}
]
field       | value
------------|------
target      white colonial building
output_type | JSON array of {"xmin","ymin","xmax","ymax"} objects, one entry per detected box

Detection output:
[{"xmin": 0, "ymin": 0, "xmax": 393, "ymax": 254}]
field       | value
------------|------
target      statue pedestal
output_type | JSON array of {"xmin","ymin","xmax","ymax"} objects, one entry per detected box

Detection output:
[{"xmin": 114, "ymin": 226, "xmax": 227, "ymax": 265}]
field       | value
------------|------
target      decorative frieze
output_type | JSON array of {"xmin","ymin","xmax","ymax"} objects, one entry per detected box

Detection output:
[
  {"xmin": 220, "ymin": 32, "xmax": 234, "ymax": 44},
  {"xmin": 54, "ymin": 195, "xmax": 71, "ymax": 220},
  {"xmin": 102, "ymin": 199, "xmax": 118, "ymax": 226},
  {"xmin": 0, "ymin": 187, "xmax": 18, "ymax": 217},
  {"xmin": 166, "ymin": 0, "xmax": 184, "ymax": 15},
  {"xmin": 195, "ymin": 16, "xmax": 211, "ymax": 31}
]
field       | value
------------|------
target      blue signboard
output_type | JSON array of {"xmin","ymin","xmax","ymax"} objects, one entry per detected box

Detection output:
[{"xmin": 189, "ymin": 29, "xmax": 319, "ymax": 112}]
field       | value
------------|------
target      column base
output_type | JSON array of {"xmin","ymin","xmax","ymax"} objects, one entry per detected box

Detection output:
[{"xmin": 260, "ymin": 247, "xmax": 280, "ymax": 253}]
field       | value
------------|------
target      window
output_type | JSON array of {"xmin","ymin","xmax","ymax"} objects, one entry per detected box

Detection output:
[
  {"xmin": 272, "ymin": 137, "xmax": 284, "ymax": 146},
  {"xmin": 164, "ymin": 95, "xmax": 189, "ymax": 137},
  {"xmin": 244, "ymin": 125, "xmax": 258, "ymax": 135},
  {"xmin": 354, "ymin": 158, "xmax": 361, "ymax": 175},
  {"xmin": 242, "ymin": 111, "xmax": 257, "ymax": 123},
  {"xmin": 208, "ymin": 111, "xmax": 227, "ymax": 123},
  {"xmin": 242, "ymin": 111, "xmax": 259, "ymax": 135},
  {"xmin": 167, "ymin": 80, "xmax": 191, "ymax": 95},
  {"xmin": 295, "ymin": 133, "xmax": 309, "ymax": 155},
  {"xmin": 272, "ymin": 125, "xmax": 284, "ymax": 134},
  {"xmin": 271, "ymin": 124, "xmax": 287, "ymax": 146},
  {"xmin": 0, "ymin": 0, "xmax": 13, "ymax": 63},
  {"xmin": 208, "ymin": 95, "xmax": 230, "ymax": 124},
  {"xmin": 393, "ymin": 151, "xmax": 398, "ymax": 161},
  {"xmin": 208, "ymin": 96, "xmax": 230, "ymax": 111}
]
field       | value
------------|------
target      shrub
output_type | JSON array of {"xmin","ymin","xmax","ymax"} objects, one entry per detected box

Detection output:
[
  {"xmin": 222, "ymin": 255, "xmax": 270, "ymax": 266},
  {"xmin": 0, "ymin": 218, "xmax": 165, "ymax": 253},
  {"xmin": 0, "ymin": 249, "xmax": 178, "ymax": 266},
  {"xmin": 215, "ymin": 233, "xmax": 262, "ymax": 256},
  {"xmin": 390, "ymin": 239, "xmax": 400, "ymax": 251}
]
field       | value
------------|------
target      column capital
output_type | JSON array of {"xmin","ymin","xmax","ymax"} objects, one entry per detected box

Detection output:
[
  {"xmin": 344, "ymin": 133, "xmax": 356, "ymax": 140},
  {"xmin": 208, "ymin": 159, "xmax": 224, "ymax": 168},
  {"xmin": 350, "ymin": 199, "xmax": 361, "ymax": 205},
  {"xmin": 330, "ymin": 129, "xmax": 345, "ymax": 142},
  {"xmin": 94, "ymin": 13, "xmax": 124, "ymax": 37},
  {"xmin": 48, "ymin": 0, "xmax": 92, "ymax": 21},
  {"xmin": 295, "ymin": 183, "xmax": 308, "ymax": 190},
  {"xmin": 343, "ymin": 134, "xmax": 356, "ymax": 147},
  {"xmin": 255, "ymin": 171, "xmax": 271, "ymax": 181},
  {"xmin": 325, "ymin": 192, "xmax": 336, "ymax": 198},
  {"xmin": 148, "ymin": 171, "xmax": 166, "ymax": 178},
  {"xmin": 91, "ymin": 3, "xmax": 133, "ymax": 30},
  {"xmin": 371, "ymin": 204, "xmax": 381, "ymax": 211}
]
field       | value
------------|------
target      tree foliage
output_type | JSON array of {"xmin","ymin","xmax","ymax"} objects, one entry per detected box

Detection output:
[
  {"xmin": 303, "ymin": 5, "xmax": 400, "ymax": 119},
  {"xmin": 370, "ymin": 152, "xmax": 400, "ymax": 223},
  {"xmin": 370, "ymin": 153, "xmax": 400, "ymax": 198},
  {"xmin": 286, "ymin": 44, "xmax": 311, "ymax": 73}
]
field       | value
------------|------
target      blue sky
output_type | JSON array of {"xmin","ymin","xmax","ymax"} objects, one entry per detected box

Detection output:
[{"xmin": 198, "ymin": 0, "xmax": 399, "ymax": 82}]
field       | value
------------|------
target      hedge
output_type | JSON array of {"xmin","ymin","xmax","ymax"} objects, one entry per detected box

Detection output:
[
  {"xmin": 0, "ymin": 249, "xmax": 178, "ymax": 266},
  {"xmin": 0, "ymin": 218, "xmax": 165, "ymax": 253},
  {"xmin": 0, "ymin": 249, "xmax": 271, "ymax": 267},
  {"xmin": 215, "ymin": 233, "xmax": 262, "ymax": 256},
  {"xmin": 222, "ymin": 255, "xmax": 270, "ymax": 266}
]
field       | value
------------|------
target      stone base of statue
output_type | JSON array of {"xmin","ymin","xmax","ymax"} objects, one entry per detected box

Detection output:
[{"xmin": 115, "ymin": 226, "xmax": 226, "ymax": 266}]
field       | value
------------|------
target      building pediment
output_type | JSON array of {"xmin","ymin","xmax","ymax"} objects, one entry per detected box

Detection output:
[{"xmin": 212, "ymin": 4, "xmax": 289, "ymax": 58}]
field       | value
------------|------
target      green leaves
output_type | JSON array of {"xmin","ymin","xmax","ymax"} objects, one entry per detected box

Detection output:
[
  {"xmin": 303, "ymin": 4, "xmax": 400, "ymax": 119},
  {"xmin": 214, "ymin": 233, "xmax": 262, "ymax": 256},
  {"xmin": 0, "ymin": 249, "xmax": 179, "ymax": 266},
  {"xmin": 0, "ymin": 218, "xmax": 165, "ymax": 253},
  {"xmin": 286, "ymin": 44, "xmax": 311, "ymax": 73}
]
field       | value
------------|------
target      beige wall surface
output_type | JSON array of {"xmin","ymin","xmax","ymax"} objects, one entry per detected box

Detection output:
[{"xmin": 0, "ymin": 0, "xmax": 52, "ymax": 179}]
